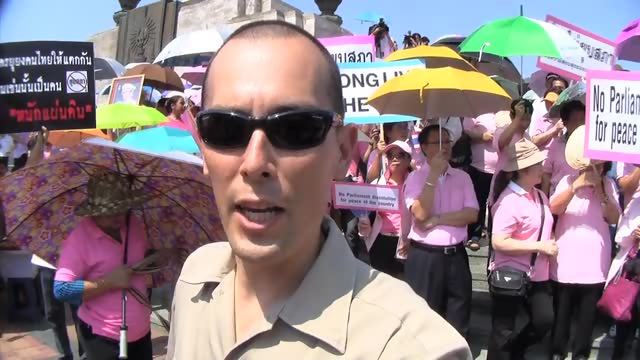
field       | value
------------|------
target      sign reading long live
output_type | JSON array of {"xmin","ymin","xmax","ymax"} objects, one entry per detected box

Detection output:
[
  {"xmin": 585, "ymin": 70, "xmax": 640, "ymax": 164},
  {"xmin": 339, "ymin": 60, "xmax": 422, "ymax": 125},
  {"xmin": 332, "ymin": 182, "xmax": 402, "ymax": 213}
]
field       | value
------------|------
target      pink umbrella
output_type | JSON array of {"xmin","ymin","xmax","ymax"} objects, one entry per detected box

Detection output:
[{"xmin": 615, "ymin": 18, "xmax": 640, "ymax": 62}]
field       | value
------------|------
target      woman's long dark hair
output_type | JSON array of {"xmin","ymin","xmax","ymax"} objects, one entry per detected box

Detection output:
[{"xmin": 492, "ymin": 170, "xmax": 520, "ymax": 204}]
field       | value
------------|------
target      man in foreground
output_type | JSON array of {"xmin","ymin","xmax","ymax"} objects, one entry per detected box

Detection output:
[{"xmin": 167, "ymin": 20, "xmax": 471, "ymax": 359}]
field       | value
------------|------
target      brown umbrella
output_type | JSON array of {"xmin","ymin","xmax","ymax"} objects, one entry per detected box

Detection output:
[
  {"xmin": 432, "ymin": 35, "xmax": 522, "ymax": 84},
  {"xmin": 124, "ymin": 64, "xmax": 184, "ymax": 92}
]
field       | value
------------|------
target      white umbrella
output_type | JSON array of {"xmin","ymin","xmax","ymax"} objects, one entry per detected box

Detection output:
[{"xmin": 153, "ymin": 29, "xmax": 228, "ymax": 66}]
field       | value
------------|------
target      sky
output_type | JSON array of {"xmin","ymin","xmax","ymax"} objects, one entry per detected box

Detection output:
[{"xmin": 0, "ymin": 0, "xmax": 638, "ymax": 76}]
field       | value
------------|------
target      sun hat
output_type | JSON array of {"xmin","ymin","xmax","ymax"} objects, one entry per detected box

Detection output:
[
  {"xmin": 502, "ymin": 138, "xmax": 546, "ymax": 172},
  {"xmin": 565, "ymin": 125, "xmax": 590, "ymax": 170},
  {"xmin": 383, "ymin": 140, "xmax": 412, "ymax": 156},
  {"xmin": 75, "ymin": 170, "xmax": 151, "ymax": 217}
]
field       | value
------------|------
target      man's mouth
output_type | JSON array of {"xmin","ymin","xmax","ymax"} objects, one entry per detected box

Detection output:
[{"xmin": 235, "ymin": 205, "xmax": 285, "ymax": 224}]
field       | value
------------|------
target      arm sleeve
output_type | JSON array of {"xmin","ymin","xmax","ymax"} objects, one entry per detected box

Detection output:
[
  {"xmin": 53, "ymin": 280, "xmax": 84, "ymax": 306},
  {"xmin": 492, "ymin": 196, "xmax": 519, "ymax": 237},
  {"xmin": 403, "ymin": 170, "xmax": 424, "ymax": 211},
  {"xmin": 550, "ymin": 175, "xmax": 571, "ymax": 202},
  {"xmin": 54, "ymin": 226, "xmax": 87, "ymax": 282},
  {"xmin": 462, "ymin": 117, "xmax": 475, "ymax": 132},
  {"xmin": 461, "ymin": 172, "xmax": 479, "ymax": 209}
]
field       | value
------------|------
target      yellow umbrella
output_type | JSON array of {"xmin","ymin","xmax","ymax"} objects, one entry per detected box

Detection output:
[
  {"xmin": 384, "ymin": 45, "xmax": 477, "ymax": 71},
  {"xmin": 367, "ymin": 67, "xmax": 512, "ymax": 119}
]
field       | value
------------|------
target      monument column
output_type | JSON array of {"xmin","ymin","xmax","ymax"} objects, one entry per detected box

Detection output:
[{"xmin": 314, "ymin": 0, "xmax": 342, "ymax": 26}]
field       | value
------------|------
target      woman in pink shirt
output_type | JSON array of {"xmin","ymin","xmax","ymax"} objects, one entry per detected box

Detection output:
[
  {"xmin": 549, "ymin": 162, "xmax": 620, "ymax": 360},
  {"xmin": 54, "ymin": 172, "xmax": 153, "ymax": 360},
  {"xmin": 366, "ymin": 122, "xmax": 410, "ymax": 183},
  {"xmin": 488, "ymin": 139, "xmax": 558, "ymax": 360},
  {"xmin": 359, "ymin": 141, "xmax": 412, "ymax": 276}
]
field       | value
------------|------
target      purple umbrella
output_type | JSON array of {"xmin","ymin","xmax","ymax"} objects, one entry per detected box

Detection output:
[{"xmin": 615, "ymin": 18, "xmax": 640, "ymax": 62}]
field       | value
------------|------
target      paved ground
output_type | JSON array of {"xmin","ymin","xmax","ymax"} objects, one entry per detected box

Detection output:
[
  {"xmin": 1, "ymin": 279, "xmax": 637, "ymax": 359},
  {"xmin": 2, "ymin": 302, "xmax": 636, "ymax": 360},
  {"xmin": 0, "ymin": 309, "xmax": 169, "ymax": 360}
]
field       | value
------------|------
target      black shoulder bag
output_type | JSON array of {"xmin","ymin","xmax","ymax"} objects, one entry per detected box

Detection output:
[{"xmin": 488, "ymin": 191, "xmax": 545, "ymax": 297}]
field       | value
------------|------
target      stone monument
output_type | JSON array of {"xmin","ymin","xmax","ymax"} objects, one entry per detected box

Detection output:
[{"xmin": 90, "ymin": 0, "xmax": 351, "ymax": 63}]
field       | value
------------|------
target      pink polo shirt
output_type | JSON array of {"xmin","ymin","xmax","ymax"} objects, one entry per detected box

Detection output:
[
  {"xmin": 490, "ymin": 182, "xmax": 553, "ymax": 282},
  {"xmin": 404, "ymin": 164, "xmax": 478, "ymax": 246},
  {"xmin": 550, "ymin": 175, "xmax": 619, "ymax": 284},
  {"xmin": 543, "ymin": 137, "xmax": 578, "ymax": 195},
  {"xmin": 55, "ymin": 217, "xmax": 151, "ymax": 341},
  {"xmin": 531, "ymin": 114, "xmax": 560, "ymax": 155},
  {"xmin": 463, "ymin": 113, "xmax": 498, "ymax": 174}
]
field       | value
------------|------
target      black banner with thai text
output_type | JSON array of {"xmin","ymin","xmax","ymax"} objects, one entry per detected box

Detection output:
[{"xmin": 0, "ymin": 41, "xmax": 96, "ymax": 134}]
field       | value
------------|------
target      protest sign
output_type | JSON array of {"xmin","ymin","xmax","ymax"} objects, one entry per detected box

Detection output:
[
  {"xmin": 585, "ymin": 70, "xmax": 640, "ymax": 164},
  {"xmin": 0, "ymin": 41, "xmax": 96, "ymax": 134},
  {"xmin": 319, "ymin": 35, "xmax": 376, "ymax": 64},
  {"xmin": 538, "ymin": 15, "xmax": 616, "ymax": 81},
  {"xmin": 332, "ymin": 182, "xmax": 402, "ymax": 213},
  {"xmin": 339, "ymin": 60, "xmax": 422, "ymax": 124}
]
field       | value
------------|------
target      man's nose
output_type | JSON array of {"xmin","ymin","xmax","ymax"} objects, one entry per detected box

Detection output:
[{"xmin": 239, "ymin": 130, "xmax": 277, "ymax": 180}]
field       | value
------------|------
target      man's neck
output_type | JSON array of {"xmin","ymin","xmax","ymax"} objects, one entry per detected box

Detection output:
[{"xmin": 233, "ymin": 229, "xmax": 325, "ymax": 339}]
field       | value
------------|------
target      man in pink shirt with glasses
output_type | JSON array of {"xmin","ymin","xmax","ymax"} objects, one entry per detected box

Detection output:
[{"xmin": 401, "ymin": 125, "xmax": 478, "ymax": 339}]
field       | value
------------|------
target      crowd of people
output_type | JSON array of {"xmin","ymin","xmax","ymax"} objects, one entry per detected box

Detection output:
[
  {"xmin": 1, "ymin": 18, "xmax": 640, "ymax": 360},
  {"xmin": 335, "ymin": 70, "xmax": 640, "ymax": 359}
]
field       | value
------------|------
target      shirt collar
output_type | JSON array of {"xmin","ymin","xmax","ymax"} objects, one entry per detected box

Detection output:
[
  {"xmin": 507, "ymin": 181, "xmax": 528, "ymax": 196},
  {"xmin": 180, "ymin": 217, "xmax": 355, "ymax": 354}
]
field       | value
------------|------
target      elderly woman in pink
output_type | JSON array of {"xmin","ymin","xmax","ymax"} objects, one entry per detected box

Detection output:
[
  {"xmin": 548, "ymin": 144, "xmax": 621, "ymax": 359},
  {"xmin": 358, "ymin": 140, "xmax": 412, "ymax": 277},
  {"xmin": 488, "ymin": 139, "xmax": 558, "ymax": 360}
]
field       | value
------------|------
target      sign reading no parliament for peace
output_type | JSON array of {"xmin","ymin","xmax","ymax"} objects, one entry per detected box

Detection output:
[
  {"xmin": 585, "ymin": 70, "xmax": 640, "ymax": 164},
  {"xmin": 339, "ymin": 59, "xmax": 423, "ymax": 125}
]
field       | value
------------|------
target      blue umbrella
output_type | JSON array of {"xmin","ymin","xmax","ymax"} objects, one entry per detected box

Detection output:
[{"xmin": 117, "ymin": 127, "xmax": 200, "ymax": 154}]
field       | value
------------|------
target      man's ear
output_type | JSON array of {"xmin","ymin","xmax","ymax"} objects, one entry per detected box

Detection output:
[{"xmin": 333, "ymin": 124, "xmax": 357, "ymax": 180}]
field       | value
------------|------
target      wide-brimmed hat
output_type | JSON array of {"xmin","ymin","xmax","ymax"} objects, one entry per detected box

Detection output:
[
  {"xmin": 565, "ymin": 125, "xmax": 590, "ymax": 170},
  {"xmin": 383, "ymin": 140, "xmax": 412, "ymax": 156},
  {"xmin": 502, "ymin": 138, "xmax": 546, "ymax": 172},
  {"xmin": 75, "ymin": 170, "xmax": 150, "ymax": 217}
]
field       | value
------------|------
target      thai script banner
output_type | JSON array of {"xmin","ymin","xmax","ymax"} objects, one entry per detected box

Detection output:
[
  {"xmin": 0, "ymin": 41, "xmax": 96, "ymax": 134},
  {"xmin": 537, "ymin": 15, "xmax": 616, "ymax": 81},
  {"xmin": 319, "ymin": 35, "xmax": 376, "ymax": 64}
]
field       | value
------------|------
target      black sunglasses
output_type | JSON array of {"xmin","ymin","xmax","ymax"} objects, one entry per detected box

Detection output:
[
  {"xmin": 386, "ymin": 151, "xmax": 410, "ymax": 160},
  {"xmin": 196, "ymin": 108, "xmax": 342, "ymax": 150}
]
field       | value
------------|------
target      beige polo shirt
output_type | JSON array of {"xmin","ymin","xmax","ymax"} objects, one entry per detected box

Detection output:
[{"xmin": 167, "ymin": 217, "xmax": 471, "ymax": 359}]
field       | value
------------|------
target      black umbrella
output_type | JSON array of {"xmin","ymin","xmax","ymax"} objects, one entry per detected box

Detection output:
[{"xmin": 95, "ymin": 57, "xmax": 126, "ymax": 81}]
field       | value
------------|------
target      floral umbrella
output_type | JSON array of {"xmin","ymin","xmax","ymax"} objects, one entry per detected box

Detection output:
[{"xmin": 0, "ymin": 138, "xmax": 225, "ymax": 285}]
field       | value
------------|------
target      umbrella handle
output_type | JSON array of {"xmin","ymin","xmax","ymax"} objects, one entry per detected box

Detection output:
[
  {"xmin": 119, "ymin": 328, "xmax": 128, "ymax": 359},
  {"xmin": 119, "ymin": 288, "xmax": 128, "ymax": 359}
]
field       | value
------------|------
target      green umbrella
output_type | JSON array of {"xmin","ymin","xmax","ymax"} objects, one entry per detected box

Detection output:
[
  {"xmin": 96, "ymin": 103, "xmax": 166, "ymax": 129},
  {"xmin": 459, "ymin": 16, "xmax": 586, "ymax": 59}
]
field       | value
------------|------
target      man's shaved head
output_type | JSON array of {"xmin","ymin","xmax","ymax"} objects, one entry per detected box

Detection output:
[{"xmin": 201, "ymin": 20, "xmax": 344, "ymax": 115}]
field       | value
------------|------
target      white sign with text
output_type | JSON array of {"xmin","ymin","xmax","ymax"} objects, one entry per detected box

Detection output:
[
  {"xmin": 585, "ymin": 70, "xmax": 640, "ymax": 164},
  {"xmin": 332, "ymin": 182, "xmax": 402, "ymax": 213}
]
